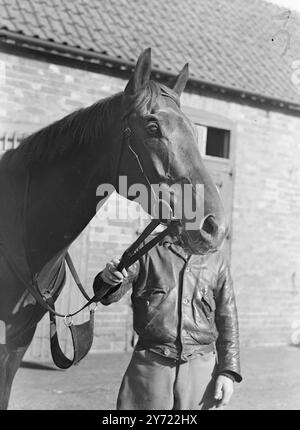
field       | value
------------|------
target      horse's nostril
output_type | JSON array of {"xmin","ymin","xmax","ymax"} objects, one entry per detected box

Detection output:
[{"xmin": 201, "ymin": 215, "xmax": 218, "ymax": 236}]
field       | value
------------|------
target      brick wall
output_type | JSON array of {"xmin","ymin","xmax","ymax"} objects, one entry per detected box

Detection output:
[
  {"xmin": 0, "ymin": 51, "xmax": 139, "ymax": 358},
  {"xmin": 1, "ymin": 51, "xmax": 300, "ymax": 356},
  {"xmin": 180, "ymin": 93, "xmax": 300, "ymax": 346}
]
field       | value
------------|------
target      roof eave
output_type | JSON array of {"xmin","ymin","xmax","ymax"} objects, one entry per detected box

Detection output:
[{"xmin": 1, "ymin": 29, "xmax": 300, "ymax": 113}]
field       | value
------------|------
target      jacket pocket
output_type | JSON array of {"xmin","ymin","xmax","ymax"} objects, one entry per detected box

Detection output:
[
  {"xmin": 192, "ymin": 286, "xmax": 215, "ymax": 333},
  {"xmin": 132, "ymin": 287, "xmax": 169, "ymax": 332},
  {"xmin": 196, "ymin": 267, "xmax": 216, "ymax": 315},
  {"xmin": 134, "ymin": 286, "xmax": 167, "ymax": 309},
  {"xmin": 200, "ymin": 288, "xmax": 216, "ymax": 323}
]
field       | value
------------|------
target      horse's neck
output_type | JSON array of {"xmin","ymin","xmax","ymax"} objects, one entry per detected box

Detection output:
[
  {"xmin": 24, "ymin": 115, "xmax": 123, "ymax": 274},
  {"xmin": 26, "ymin": 151, "xmax": 112, "ymax": 274}
]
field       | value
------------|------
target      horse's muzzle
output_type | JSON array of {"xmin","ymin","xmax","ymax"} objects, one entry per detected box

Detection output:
[
  {"xmin": 200, "ymin": 214, "xmax": 219, "ymax": 238},
  {"xmin": 179, "ymin": 214, "xmax": 227, "ymax": 254}
]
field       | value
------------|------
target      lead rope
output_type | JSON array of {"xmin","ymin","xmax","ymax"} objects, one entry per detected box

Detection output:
[{"xmin": 1, "ymin": 117, "xmax": 179, "ymax": 368}]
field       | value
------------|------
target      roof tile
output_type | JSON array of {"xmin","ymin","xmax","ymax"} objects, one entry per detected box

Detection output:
[{"xmin": 1, "ymin": 0, "xmax": 300, "ymax": 105}]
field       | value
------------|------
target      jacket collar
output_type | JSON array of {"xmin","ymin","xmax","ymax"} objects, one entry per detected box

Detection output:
[
  {"xmin": 160, "ymin": 234, "xmax": 191, "ymax": 262},
  {"xmin": 147, "ymin": 227, "xmax": 190, "ymax": 261}
]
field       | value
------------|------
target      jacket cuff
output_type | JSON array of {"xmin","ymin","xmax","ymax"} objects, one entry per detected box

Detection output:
[{"xmin": 217, "ymin": 370, "xmax": 242, "ymax": 383}]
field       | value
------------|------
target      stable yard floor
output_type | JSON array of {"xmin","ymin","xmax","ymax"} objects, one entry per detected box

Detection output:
[{"xmin": 8, "ymin": 345, "xmax": 300, "ymax": 410}]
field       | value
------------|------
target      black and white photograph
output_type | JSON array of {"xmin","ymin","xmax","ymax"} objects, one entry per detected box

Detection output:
[{"xmin": 0, "ymin": 0, "xmax": 300, "ymax": 413}]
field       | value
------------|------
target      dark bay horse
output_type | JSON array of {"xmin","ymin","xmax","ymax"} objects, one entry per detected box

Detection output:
[{"xmin": 0, "ymin": 49, "xmax": 227, "ymax": 409}]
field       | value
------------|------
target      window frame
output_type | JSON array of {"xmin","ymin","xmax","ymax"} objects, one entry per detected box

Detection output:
[
  {"xmin": 182, "ymin": 105, "xmax": 237, "ymax": 260},
  {"xmin": 182, "ymin": 105, "xmax": 236, "ymax": 165}
]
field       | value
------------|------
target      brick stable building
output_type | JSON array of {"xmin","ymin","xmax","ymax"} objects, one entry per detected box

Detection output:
[{"xmin": 1, "ymin": 0, "xmax": 300, "ymax": 361}]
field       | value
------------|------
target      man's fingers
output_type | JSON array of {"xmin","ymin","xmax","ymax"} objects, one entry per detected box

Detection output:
[
  {"xmin": 101, "ymin": 272, "xmax": 120, "ymax": 286},
  {"xmin": 111, "ymin": 261, "xmax": 128, "ymax": 278},
  {"xmin": 106, "ymin": 263, "xmax": 124, "ymax": 280},
  {"xmin": 121, "ymin": 268, "xmax": 128, "ymax": 277},
  {"xmin": 110, "ymin": 270, "xmax": 124, "ymax": 281},
  {"xmin": 103, "ymin": 270, "xmax": 123, "ymax": 284},
  {"xmin": 102, "ymin": 260, "xmax": 128, "ymax": 284},
  {"xmin": 111, "ymin": 259, "xmax": 128, "ymax": 277},
  {"xmin": 219, "ymin": 384, "xmax": 233, "ymax": 408},
  {"xmin": 214, "ymin": 377, "xmax": 234, "ymax": 409},
  {"xmin": 214, "ymin": 380, "xmax": 223, "ymax": 401},
  {"xmin": 100, "ymin": 259, "xmax": 129, "ymax": 286},
  {"xmin": 111, "ymin": 259, "xmax": 120, "ymax": 267}
]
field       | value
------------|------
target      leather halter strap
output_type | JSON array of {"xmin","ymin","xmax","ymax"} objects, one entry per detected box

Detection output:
[
  {"xmin": 0, "ymin": 113, "xmax": 180, "ymax": 368},
  {"xmin": 116, "ymin": 219, "xmax": 178, "ymax": 272},
  {"xmin": 113, "ymin": 115, "xmax": 181, "ymax": 271},
  {"xmin": 1, "ymin": 121, "xmax": 177, "ymax": 319},
  {"xmin": 121, "ymin": 121, "xmax": 160, "ymax": 210}
]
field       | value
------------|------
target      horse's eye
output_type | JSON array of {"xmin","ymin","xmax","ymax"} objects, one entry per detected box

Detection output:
[{"xmin": 146, "ymin": 123, "xmax": 160, "ymax": 137}]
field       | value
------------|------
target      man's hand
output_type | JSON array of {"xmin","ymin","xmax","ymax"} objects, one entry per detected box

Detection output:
[
  {"xmin": 214, "ymin": 375, "xmax": 234, "ymax": 409},
  {"xmin": 101, "ymin": 259, "xmax": 128, "ymax": 286}
]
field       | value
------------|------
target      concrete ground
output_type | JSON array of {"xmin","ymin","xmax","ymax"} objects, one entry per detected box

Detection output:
[{"xmin": 8, "ymin": 345, "xmax": 300, "ymax": 410}]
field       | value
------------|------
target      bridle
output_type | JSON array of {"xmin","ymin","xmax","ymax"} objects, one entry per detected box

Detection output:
[
  {"xmin": 0, "ymin": 111, "xmax": 181, "ymax": 368},
  {"xmin": 0, "ymin": 116, "xmax": 179, "ymax": 316},
  {"xmin": 114, "ymin": 114, "xmax": 182, "ymax": 271}
]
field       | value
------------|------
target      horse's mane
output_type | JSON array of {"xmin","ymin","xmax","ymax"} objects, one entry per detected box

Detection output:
[
  {"xmin": 9, "ymin": 92, "xmax": 123, "ymax": 165},
  {"xmin": 6, "ymin": 81, "xmax": 180, "ymax": 165}
]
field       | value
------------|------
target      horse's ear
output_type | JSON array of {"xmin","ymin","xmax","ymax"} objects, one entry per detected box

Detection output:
[
  {"xmin": 173, "ymin": 63, "xmax": 189, "ymax": 96},
  {"xmin": 125, "ymin": 48, "xmax": 152, "ymax": 95}
]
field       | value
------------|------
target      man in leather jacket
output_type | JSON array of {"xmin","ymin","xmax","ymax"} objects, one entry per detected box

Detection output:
[{"xmin": 93, "ymin": 233, "xmax": 242, "ymax": 410}]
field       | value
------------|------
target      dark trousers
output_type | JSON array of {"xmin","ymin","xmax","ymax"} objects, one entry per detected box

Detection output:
[{"xmin": 117, "ymin": 347, "xmax": 218, "ymax": 410}]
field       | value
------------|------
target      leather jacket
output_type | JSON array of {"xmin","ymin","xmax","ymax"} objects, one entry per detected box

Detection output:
[{"xmin": 93, "ymin": 236, "xmax": 242, "ymax": 382}]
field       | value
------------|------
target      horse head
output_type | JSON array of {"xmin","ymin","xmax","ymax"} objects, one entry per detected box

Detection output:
[{"xmin": 116, "ymin": 48, "xmax": 228, "ymax": 254}]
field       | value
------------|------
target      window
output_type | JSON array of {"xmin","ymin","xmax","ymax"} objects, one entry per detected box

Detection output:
[
  {"xmin": 195, "ymin": 124, "xmax": 230, "ymax": 159},
  {"xmin": 0, "ymin": 132, "xmax": 25, "ymax": 152}
]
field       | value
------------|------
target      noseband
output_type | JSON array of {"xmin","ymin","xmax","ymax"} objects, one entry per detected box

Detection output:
[{"xmin": 0, "ymin": 107, "xmax": 182, "ymax": 370}]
